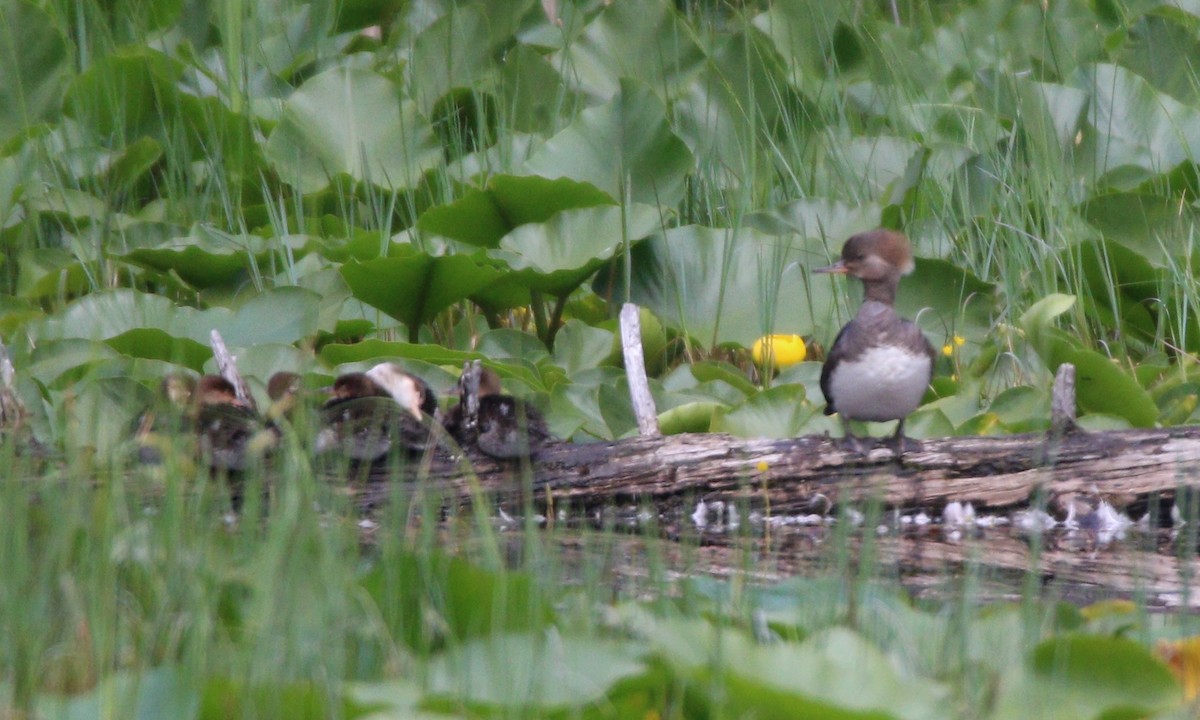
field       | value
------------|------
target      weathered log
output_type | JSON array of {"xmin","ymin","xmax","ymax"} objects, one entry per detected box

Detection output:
[{"xmin": 358, "ymin": 425, "xmax": 1200, "ymax": 518}]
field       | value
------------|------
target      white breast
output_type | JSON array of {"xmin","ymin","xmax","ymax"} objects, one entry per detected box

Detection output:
[{"xmin": 827, "ymin": 345, "xmax": 931, "ymax": 422}]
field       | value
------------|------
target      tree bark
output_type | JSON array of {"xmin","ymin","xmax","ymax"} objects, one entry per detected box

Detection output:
[{"xmin": 361, "ymin": 425, "xmax": 1200, "ymax": 519}]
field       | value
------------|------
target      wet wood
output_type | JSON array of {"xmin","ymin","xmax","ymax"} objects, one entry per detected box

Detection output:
[
  {"xmin": 357, "ymin": 425, "xmax": 1200, "ymax": 519},
  {"xmin": 620, "ymin": 303, "xmax": 660, "ymax": 437},
  {"xmin": 209, "ymin": 330, "xmax": 256, "ymax": 411}
]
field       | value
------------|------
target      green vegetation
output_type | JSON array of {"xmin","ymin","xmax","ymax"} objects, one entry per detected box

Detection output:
[{"xmin": 3, "ymin": 0, "xmax": 1200, "ymax": 716}]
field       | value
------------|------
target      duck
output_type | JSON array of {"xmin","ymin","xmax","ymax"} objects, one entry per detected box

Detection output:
[
  {"xmin": 264, "ymin": 371, "xmax": 304, "ymax": 424},
  {"xmin": 315, "ymin": 364, "xmax": 437, "ymax": 462},
  {"xmin": 135, "ymin": 374, "xmax": 198, "ymax": 465},
  {"xmin": 444, "ymin": 366, "xmax": 550, "ymax": 459},
  {"xmin": 191, "ymin": 375, "xmax": 279, "ymax": 471},
  {"xmin": 137, "ymin": 374, "xmax": 277, "ymax": 471},
  {"xmin": 814, "ymin": 229, "xmax": 936, "ymax": 453}
]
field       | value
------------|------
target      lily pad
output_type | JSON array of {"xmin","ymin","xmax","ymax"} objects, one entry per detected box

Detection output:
[
  {"xmin": 524, "ymin": 79, "xmax": 694, "ymax": 208},
  {"xmin": 492, "ymin": 204, "xmax": 662, "ymax": 295},
  {"xmin": 426, "ymin": 633, "xmax": 646, "ymax": 711},
  {"xmin": 598, "ymin": 224, "xmax": 831, "ymax": 348},
  {"xmin": 0, "ymin": 1, "xmax": 70, "ymax": 142},
  {"xmin": 551, "ymin": 0, "xmax": 706, "ymax": 102},
  {"xmin": 340, "ymin": 249, "xmax": 506, "ymax": 336},
  {"xmin": 416, "ymin": 175, "xmax": 614, "ymax": 249},
  {"xmin": 712, "ymin": 384, "xmax": 813, "ymax": 439},
  {"xmin": 124, "ymin": 225, "xmax": 276, "ymax": 289},
  {"xmin": 265, "ymin": 67, "xmax": 442, "ymax": 193},
  {"xmin": 32, "ymin": 287, "xmax": 322, "ymax": 349}
]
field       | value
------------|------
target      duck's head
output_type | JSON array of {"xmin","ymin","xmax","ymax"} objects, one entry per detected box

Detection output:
[
  {"xmin": 195, "ymin": 375, "xmax": 242, "ymax": 407},
  {"xmin": 365, "ymin": 363, "xmax": 433, "ymax": 421},
  {"xmin": 329, "ymin": 372, "xmax": 385, "ymax": 400},
  {"xmin": 265, "ymin": 372, "xmax": 304, "ymax": 420},
  {"xmin": 478, "ymin": 367, "xmax": 504, "ymax": 398},
  {"xmin": 267, "ymin": 372, "xmax": 302, "ymax": 402},
  {"xmin": 813, "ymin": 229, "xmax": 914, "ymax": 282},
  {"xmin": 160, "ymin": 374, "xmax": 198, "ymax": 408}
]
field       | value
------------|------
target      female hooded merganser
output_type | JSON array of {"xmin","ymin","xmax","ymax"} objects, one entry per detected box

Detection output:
[
  {"xmin": 814, "ymin": 229, "xmax": 936, "ymax": 452},
  {"xmin": 444, "ymin": 367, "xmax": 550, "ymax": 459},
  {"xmin": 315, "ymin": 364, "xmax": 437, "ymax": 462}
]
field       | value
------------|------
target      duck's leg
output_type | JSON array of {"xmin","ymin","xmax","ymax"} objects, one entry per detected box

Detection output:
[
  {"xmin": 888, "ymin": 418, "xmax": 923, "ymax": 454},
  {"xmin": 836, "ymin": 416, "xmax": 873, "ymax": 453}
]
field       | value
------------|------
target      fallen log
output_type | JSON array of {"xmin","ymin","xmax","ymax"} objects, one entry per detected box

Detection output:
[{"xmin": 358, "ymin": 424, "xmax": 1200, "ymax": 520}]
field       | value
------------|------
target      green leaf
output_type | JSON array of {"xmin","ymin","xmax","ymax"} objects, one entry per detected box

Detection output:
[
  {"xmin": 712, "ymin": 384, "xmax": 813, "ymax": 438},
  {"xmin": 648, "ymin": 620, "xmax": 951, "ymax": 720},
  {"xmin": 1018, "ymin": 293, "xmax": 1077, "ymax": 359},
  {"xmin": 1080, "ymin": 193, "xmax": 1192, "ymax": 268},
  {"xmin": 657, "ymin": 401, "xmax": 721, "ymax": 434},
  {"xmin": 551, "ymin": 320, "xmax": 616, "ymax": 374},
  {"xmin": 407, "ymin": 3, "xmax": 521, "ymax": 111},
  {"xmin": 123, "ymin": 225, "xmax": 276, "ymax": 289},
  {"xmin": 63, "ymin": 47, "xmax": 182, "ymax": 143},
  {"xmin": 32, "ymin": 287, "xmax": 322, "ymax": 349},
  {"xmin": 426, "ymin": 633, "xmax": 646, "ymax": 711},
  {"xmin": 674, "ymin": 29, "xmax": 796, "ymax": 183},
  {"xmin": 357, "ymin": 550, "xmax": 554, "ymax": 654},
  {"xmin": 1071, "ymin": 63, "xmax": 1200, "ymax": 189},
  {"xmin": 993, "ymin": 635, "xmax": 1181, "ymax": 720},
  {"xmin": 0, "ymin": 1, "xmax": 70, "ymax": 142},
  {"xmin": 492, "ymin": 204, "xmax": 662, "ymax": 295},
  {"xmin": 551, "ymin": 0, "xmax": 705, "ymax": 102},
  {"xmin": 36, "ymin": 666, "xmax": 197, "ymax": 720},
  {"xmin": 58, "ymin": 376, "xmax": 154, "ymax": 456},
  {"xmin": 897, "ymin": 258, "xmax": 997, "ymax": 344},
  {"xmin": 265, "ymin": 67, "xmax": 441, "ymax": 193},
  {"xmin": 417, "ymin": 176, "xmax": 614, "ymax": 249},
  {"xmin": 746, "ymin": 198, "xmax": 883, "ymax": 240},
  {"xmin": 690, "ymin": 360, "xmax": 759, "ymax": 397},
  {"xmin": 524, "ymin": 79, "xmax": 694, "ymax": 208},
  {"xmin": 199, "ymin": 677, "xmax": 329, "ymax": 720},
  {"xmin": 599, "ymin": 225, "xmax": 832, "ymax": 348},
  {"xmin": 319, "ymin": 339, "xmax": 481, "ymax": 368},
  {"xmin": 340, "ymin": 249, "xmax": 505, "ymax": 330},
  {"xmin": 104, "ymin": 328, "xmax": 210, "ymax": 371},
  {"xmin": 1060, "ymin": 345, "xmax": 1159, "ymax": 427}
]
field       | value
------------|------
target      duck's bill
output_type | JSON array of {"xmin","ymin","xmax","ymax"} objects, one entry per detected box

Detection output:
[{"xmin": 812, "ymin": 260, "xmax": 848, "ymax": 274}]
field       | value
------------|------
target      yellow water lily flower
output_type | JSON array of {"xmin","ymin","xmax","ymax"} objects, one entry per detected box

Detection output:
[
  {"xmin": 752, "ymin": 334, "xmax": 807, "ymax": 369},
  {"xmin": 942, "ymin": 335, "xmax": 966, "ymax": 357}
]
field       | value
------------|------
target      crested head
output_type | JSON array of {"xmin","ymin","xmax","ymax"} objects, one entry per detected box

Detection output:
[
  {"xmin": 838, "ymin": 229, "xmax": 914, "ymax": 279},
  {"xmin": 365, "ymin": 363, "xmax": 430, "ymax": 421}
]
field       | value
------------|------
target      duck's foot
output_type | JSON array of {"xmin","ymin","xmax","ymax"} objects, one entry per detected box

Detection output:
[
  {"xmin": 887, "ymin": 434, "xmax": 923, "ymax": 455},
  {"xmin": 887, "ymin": 420, "xmax": 922, "ymax": 455},
  {"xmin": 835, "ymin": 433, "xmax": 874, "ymax": 454}
]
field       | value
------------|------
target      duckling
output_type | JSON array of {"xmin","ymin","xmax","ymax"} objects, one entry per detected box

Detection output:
[
  {"xmin": 135, "ymin": 374, "xmax": 198, "ymax": 465},
  {"xmin": 814, "ymin": 229, "xmax": 936, "ymax": 453},
  {"xmin": 192, "ymin": 375, "xmax": 278, "ymax": 471},
  {"xmin": 264, "ymin": 371, "xmax": 304, "ymax": 424},
  {"xmin": 315, "ymin": 365, "xmax": 436, "ymax": 463},
  {"xmin": 445, "ymin": 367, "xmax": 550, "ymax": 459}
]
